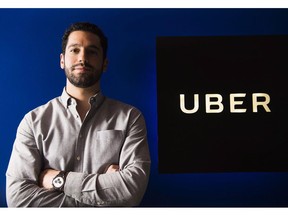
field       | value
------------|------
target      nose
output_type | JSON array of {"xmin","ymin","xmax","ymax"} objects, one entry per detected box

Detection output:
[{"xmin": 78, "ymin": 50, "xmax": 88, "ymax": 64}]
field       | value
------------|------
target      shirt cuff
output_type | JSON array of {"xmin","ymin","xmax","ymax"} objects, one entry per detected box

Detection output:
[{"xmin": 64, "ymin": 171, "xmax": 84, "ymax": 200}]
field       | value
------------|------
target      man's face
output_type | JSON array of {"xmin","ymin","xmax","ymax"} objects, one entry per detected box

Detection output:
[{"xmin": 60, "ymin": 31, "xmax": 108, "ymax": 88}]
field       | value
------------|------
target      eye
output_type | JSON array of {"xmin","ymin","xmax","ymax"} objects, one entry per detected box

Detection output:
[
  {"xmin": 70, "ymin": 48, "xmax": 80, "ymax": 54},
  {"xmin": 88, "ymin": 49, "xmax": 98, "ymax": 55}
]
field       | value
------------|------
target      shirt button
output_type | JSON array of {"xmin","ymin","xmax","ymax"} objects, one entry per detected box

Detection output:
[{"xmin": 76, "ymin": 156, "xmax": 81, "ymax": 161}]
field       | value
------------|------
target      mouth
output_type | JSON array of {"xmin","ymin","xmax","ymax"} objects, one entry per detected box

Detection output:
[
  {"xmin": 73, "ymin": 66, "xmax": 92, "ymax": 73},
  {"xmin": 75, "ymin": 67, "xmax": 89, "ymax": 71}
]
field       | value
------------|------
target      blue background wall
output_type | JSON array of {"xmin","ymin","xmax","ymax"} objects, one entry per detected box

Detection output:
[{"xmin": 1, "ymin": 8, "xmax": 288, "ymax": 207}]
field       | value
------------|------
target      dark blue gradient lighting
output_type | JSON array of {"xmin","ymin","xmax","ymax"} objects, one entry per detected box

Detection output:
[{"xmin": 1, "ymin": 9, "xmax": 288, "ymax": 207}]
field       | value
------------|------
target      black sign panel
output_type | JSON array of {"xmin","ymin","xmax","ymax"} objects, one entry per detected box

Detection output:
[{"xmin": 157, "ymin": 35, "xmax": 288, "ymax": 173}]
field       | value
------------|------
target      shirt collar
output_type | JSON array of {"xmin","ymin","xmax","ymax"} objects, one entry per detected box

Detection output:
[
  {"xmin": 60, "ymin": 87, "xmax": 105, "ymax": 108},
  {"xmin": 60, "ymin": 87, "xmax": 71, "ymax": 108}
]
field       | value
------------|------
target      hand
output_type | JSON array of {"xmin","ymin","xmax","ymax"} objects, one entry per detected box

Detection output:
[
  {"xmin": 38, "ymin": 168, "xmax": 60, "ymax": 189},
  {"xmin": 105, "ymin": 164, "xmax": 120, "ymax": 173}
]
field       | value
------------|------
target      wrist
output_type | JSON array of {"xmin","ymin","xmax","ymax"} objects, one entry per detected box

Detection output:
[{"xmin": 52, "ymin": 171, "xmax": 68, "ymax": 191}]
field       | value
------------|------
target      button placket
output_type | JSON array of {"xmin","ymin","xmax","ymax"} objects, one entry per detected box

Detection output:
[
  {"xmin": 76, "ymin": 132, "xmax": 83, "ymax": 163},
  {"xmin": 68, "ymin": 98, "xmax": 82, "ymax": 124}
]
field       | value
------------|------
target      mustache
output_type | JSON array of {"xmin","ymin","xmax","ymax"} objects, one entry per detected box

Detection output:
[{"xmin": 71, "ymin": 63, "xmax": 93, "ymax": 70}]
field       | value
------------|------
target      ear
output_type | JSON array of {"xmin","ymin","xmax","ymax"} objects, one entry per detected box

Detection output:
[
  {"xmin": 60, "ymin": 53, "xmax": 65, "ymax": 69},
  {"xmin": 102, "ymin": 58, "xmax": 108, "ymax": 72}
]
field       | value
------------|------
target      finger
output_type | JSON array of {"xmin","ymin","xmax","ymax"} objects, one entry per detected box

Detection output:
[{"xmin": 105, "ymin": 164, "xmax": 119, "ymax": 173}]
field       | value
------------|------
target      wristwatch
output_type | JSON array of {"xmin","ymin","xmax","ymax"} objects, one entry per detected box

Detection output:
[{"xmin": 52, "ymin": 171, "xmax": 67, "ymax": 191}]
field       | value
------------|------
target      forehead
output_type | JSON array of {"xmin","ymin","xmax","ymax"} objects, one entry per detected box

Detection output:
[{"xmin": 67, "ymin": 30, "xmax": 101, "ymax": 47}]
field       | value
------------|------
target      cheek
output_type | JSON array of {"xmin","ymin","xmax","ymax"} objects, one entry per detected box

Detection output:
[
  {"xmin": 63, "ymin": 56, "xmax": 74, "ymax": 68},
  {"xmin": 93, "ymin": 59, "xmax": 106, "ymax": 69}
]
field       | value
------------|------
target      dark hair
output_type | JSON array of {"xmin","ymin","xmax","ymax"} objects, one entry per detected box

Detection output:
[{"xmin": 62, "ymin": 22, "xmax": 108, "ymax": 58}]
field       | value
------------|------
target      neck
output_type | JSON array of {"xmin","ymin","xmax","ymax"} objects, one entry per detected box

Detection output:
[
  {"xmin": 66, "ymin": 80, "xmax": 100, "ymax": 103},
  {"xmin": 66, "ymin": 80, "xmax": 100, "ymax": 121}
]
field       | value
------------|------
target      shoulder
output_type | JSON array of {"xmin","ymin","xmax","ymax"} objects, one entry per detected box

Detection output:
[
  {"xmin": 103, "ymin": 97, "xmax": 142, "ymax": 115},
  {"xmin": 24, "ymin": 96, "xmax": 63, "ymax": 122},
  {"xmin": 16, "ymin": 96, "xmax": 61, "ymax": 134},
  {"xmin": 102, "ymin": 97, "xmax": 147, "ymax": 129}
]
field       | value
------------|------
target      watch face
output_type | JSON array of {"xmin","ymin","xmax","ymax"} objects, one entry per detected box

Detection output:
[{"xmin": 52, "ymin": 176, "xmax": 64, "ymax": 188}]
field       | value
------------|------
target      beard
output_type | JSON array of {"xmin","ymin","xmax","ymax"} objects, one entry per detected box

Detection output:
[{"xmin": 64, "ymin": 63, "xmax": 103, "ymax": 88}]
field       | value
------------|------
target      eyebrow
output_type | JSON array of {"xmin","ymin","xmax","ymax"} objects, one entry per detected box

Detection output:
[{"xmin": 67, "ymin": 43, "xmax": 101, "ymax": 50}]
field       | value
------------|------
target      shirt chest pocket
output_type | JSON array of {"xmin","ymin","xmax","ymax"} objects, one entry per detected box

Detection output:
[{"xmin": 88, "ymin": 130, "xmax": 125, "ymax": 166}]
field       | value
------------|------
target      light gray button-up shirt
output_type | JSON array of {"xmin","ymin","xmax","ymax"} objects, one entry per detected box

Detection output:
[{"xmin": 6, "ymin": 88, "xmax": 151, "ymax": 207}]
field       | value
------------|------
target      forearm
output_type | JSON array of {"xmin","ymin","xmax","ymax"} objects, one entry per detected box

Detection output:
[
  {"xmin": 7, "ymin": 154, "xmax": 149, "ymax": 207},
  {"xmin": 6, "ymin": 117, "xmax": 77, "ymax": 207},
  {"xmin": 63, "ymin": 162, "xmax": 150, "ymax": 206},
  {"xmin": 6, "ymin": 175, "xmax": 73, "ymax": 207}
]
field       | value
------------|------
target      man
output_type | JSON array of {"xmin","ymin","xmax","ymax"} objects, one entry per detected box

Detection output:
[{"xmin": 6, "ymin": 22, "xmax": 151, "ymax": 207}]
